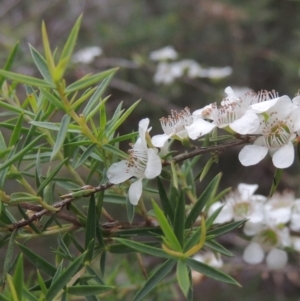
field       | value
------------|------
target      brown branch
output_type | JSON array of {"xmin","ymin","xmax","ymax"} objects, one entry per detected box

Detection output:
[{"xmin": 8, "ymin": 136, "xmax": 253, "ymax": 231}]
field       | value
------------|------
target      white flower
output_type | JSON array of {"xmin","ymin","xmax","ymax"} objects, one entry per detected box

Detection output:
[
  {"xmin": 152, "ymin": 108, "xmax": 196, "ymax": 147},
  {"xmin": 290, "ymin": 199, "xmax": 300, "ymax": 232},
  {"xmin": 72, "ymin": 46, "xmax": 102, "ymax": 64},
  {"xmin": 186, "ymin": 86, "xmax": 261, "ymax": 139},
  {"xmin": 243, "ymin": 226, "xmax": 290, "ymax": 270},
  {"xmin": 264, "ymin": 192, "xmax": 294, "ymax": 226},
  {"xmin": 193, "ymin": 252, "xmax": 223, "ymax": 268},
  {"xmin": 149, "ymin": 46, "xmax": 178, "ymax": 61},
  {"xmin": 153, "ymin": 62, "xmax": 182, "ymax": 85},
  {"xmin": 238, "ymin": 104, "xmax": 300, "ymax": 168},
  {"xmin": 208, "ymin": 183, "xmax": 266, "ymax": 228},
  {"xmin": 174, "ymin": 59, "xmax": 203, "ymax": 78},
  {"xmin": 198, "ymin": 66, "xmax": 232, "ymax": 79},
  {"xmin": 107, "ymin": 119, "xmax": 162, "ymax": 205}
]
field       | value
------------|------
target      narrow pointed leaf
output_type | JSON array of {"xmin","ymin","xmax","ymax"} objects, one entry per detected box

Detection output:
[
  {"xmin": 41, "ymin": 89, "xmax": 65, "ymax": 110},
  {"xmin": 29, "ymin": 44, "xmax": 52, "ymax": 82},
  {"xmin": 0, "ymin": 70, "xmax": 53, "ymax": 87},
  {"xmin": 152, "ymin": 201, "xmax": 182, "ymax": 252},
  {"xmin": 185, "ymin": 173, "xmax": 221, "ymax": 229},
  {"xmin": 0, "ymin": 42, "xmax": 19, "ymax": 86},
  {"xmin": 157, "ymin": 177, "xmax": 174, "ymax": 222},
  {"xmin": 13, "ymin": 255, "xmax": 24, "ymax": 301},
  {"xmin": 177, "ymin": 260, "xmax": 190, "ymax": 297},
  {"xmin": 45, "ymin": 254, "xmax": 85, "ymax": 301},
  {"xmin": 270, "ymin": 168, "xmax": 283, "ymax": 197},
  {"xmin": 126, "ymin": 195, "xmax": 135, "ymax": 224},
  {"xmin": 207, "ymin": 220, "xmax": 246, "ymax": 238},
  {"xmin": 36, "ymin": 157, "xmax": 69, "ymax": 195},
  {"xmin": 132, "ymin": 259, "xmax": 175, "ymax": 301},
  {"xmin": 82, "ymin": 72, "xmax": 115, "ymax": 116},
  {"xmin": 3, "ymin": 229, "xmax": 17, "ymax": 278},
  {"xmin": 113, "ymin": 238, "xmax": 169, "ymax": 259},
  {"xmin": 51, "ymin": 114, "xmax": 71, "ymax": 160},
  {"xmin": 59, "ymin": 15, "xmax": 82, "ymax": 71},
  {"xmin": 74, "ymin": 144, "xmax": 97, "ymax": 169},
  {"xmin": 17, "ymin": 243, "xmax": 56, "ymax": 276},
  {"xmin": 65, "ymin": 68, "xmax": 118, "ymax": 93},
  {"xmin": 102, "ymin": 144, "xmax": 128, "ymax": 160},
  {"xmin": 204, "ymin": 240, "xmax": 234, "ymax": 257},
  {"xmin": 0, "ymin": 134, "xmax": 45, "ymax": 172},
  {"xmin": 85, "ymin": 195, "xmax": 96, "ymax": 253},
  {"xmin": 186, "ymin": 257, "xmax": 240, "ymax": 286},
  {"xmin": 173, "ymin": 192, "xmax": 185, "ymax": 247}
]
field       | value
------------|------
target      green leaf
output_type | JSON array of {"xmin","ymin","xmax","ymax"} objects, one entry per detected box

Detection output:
[
  {"xmin": 0, "ymin": 134, "xmax": 45, "ymax": 172},
  {"xmin": 106, "ymin": 100, "xmax": 140, "ymax": 137},
  {"xmin": 0, "ymin": 101, "xmax": 35, "ymax": 117},
  {"xmin": 51, "ymin": 114, "xmax": 71, "ymax": 160},
  {"xmin": 2, "ymin": 229, "xmax": 17, "ymax": 279},
  {"xmin": 199, "ymin": 156, "xmax": 215, "ymax": 182},
  {"xmin": 113, "ymin": 238, "xmax": 169, "ymax": 259},
  {"xmin": 13, "ymin": 254, "xmax": 24, "ymax": 301},
  {"xmin": 82, "ymin": 72, "xmax": 115, "ymax": 116},
  {"xmin": 74, "ymin": 144, "xmax": 97, "ymax": 169},
  {"xmin": 157, "ymin": 177, "xmax": 174, "ymax": 222},
  {"xmin": 36, "ymin": 270, "xmax": 48, "ymax": 296},
  {"xmin": 17, "ymin": 243, "xmax": 56, "ymax": 276},
  {"xmin": 41, "ymin": 89, "xmax": 65, "ymax": 110},
  {"xmin": 177, "ymin": 260, "xmax": 190, "ymax": 297},
  {"xmin": 132, "ymin": 259, "xmax": 175, "ymax": 301},
  {"xmin": 0, "ymin": 42, "xmax": 19, "ymax": 87},
  {"xmin": 204, "ymin": 240, "xmax": 234, "ymax": 257},
  {"xmin": 58, "ymin": 15, "xmax": 82, "ymax": 77},
  {"xmin": 207, "ymin": 220, "xmax": 246, "ymax": 238},
  {"xmin": 29, "ymin": 44, "xmax": 52, "ymax": 82},
  {"xmin": 126, "ymin": 194, "xmax": 135, "ymax": 224},
  {"xmin": 36, "ymin": 157, "xmax": 69, "ymax": 195},
  {"xmin": 0, "ymin": 70, "xmax": 53, "ymax": 88},
  {"xmin": 67, "ymin": 285, "xmax": 113, "ymax": 296},
  {"xmin": 185, "ymin": 173, "xmax": 221, "ymax": 229},
  {"xmin": 152, "ymin": 201, "xmax": 182, "ymax": 252},
  {"xmin": 205, "ymin": 205, "xmax": 224, "ymax": 229},
  {"xmin": 65, "ymin": 68, "xmax": 118, "ymax": 93},
  {"xmin": 173, "ymin": 192, "xmax": 185, "ymax": 248},
  {"xmin": 102, "ymin": 144, "xmax": 128, "ymax": 160},
  {"xmin": 30, "ymin": 121, "xmax": 81, "ymax": 133},
  {"xmin": 270, "ymin": 168, "xmax": 283, "ymax": 197},
  {"xmin": 45, "ymin": 254, "xmax": 85, "ymax": 301},
  {"xmin": 10, "ymin": 193, "xmax": 41, "ymax": 203},
  {"xmin": 6, "ymin": 274, "xmax": 19, "ymax": 301},
  {"xmin": 41, "ymin": 21, "xmax": 55, "ymax": 78},
  {"xmin": 8, "ymin": 113, "xmax": 24, "ymax": 147},
  {"xmin": 186, "ymin": 257, "xmax": 240, "ymax": 286},
  {"xmin": 85, "ymin": 195, "xmax": 96, "ymax": 257}
]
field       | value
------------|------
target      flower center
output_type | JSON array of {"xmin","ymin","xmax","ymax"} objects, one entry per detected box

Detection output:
[
  {"xmin": 212, "ymin": 102, "xmax": 245, "ymax": 126},
  {"xmin": 263, "ymin": 122, "xmax": 292, "ymax": 147},
  {"xmin": 260, "ymin": 229, "xmax": 278, "ymax": 248},
  {"xmin": 126, "ymin": 144, "xmax": 148, "ymax": 178},
  {"xmin": 233, "ymin": 202, "xmax": 250, "ymax": 217},
  {"xmin": 160, "ymin": 107, "xmax": 193, "ymax": 135},
  {"xmin": 246, "ymin": 90, "xmax": 278, "ymax": 105}
]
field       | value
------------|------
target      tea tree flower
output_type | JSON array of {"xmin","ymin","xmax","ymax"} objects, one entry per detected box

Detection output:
[
  {"xmin": 149, "ymin": 46, "xmax": 178, "ymax": 61},
  {"xmin": 208, "ymin": 183, "xmax": 266, "ymax": 227},
  {"xmin": 72, "ymin": 46, "xmax": 102, "ymax": 64},
  {"xmin": 238, "ymin": 107, "xmax": 300, "ymax": 168},
  {"xmin": 152, "ymin": 107, "xmax": 195, "ymax": 147},
  {"xmin": 153, "ymin": 62, "xmax": 183, "ymax": 84},
  {"xmin": 107, "ymin": 118, "xmax": 162, "ymax": 205}
]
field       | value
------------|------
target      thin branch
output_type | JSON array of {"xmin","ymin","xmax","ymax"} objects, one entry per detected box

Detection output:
[{"xmin": 8, "ymin": 136, "xmax": 253, "ymax": 231}]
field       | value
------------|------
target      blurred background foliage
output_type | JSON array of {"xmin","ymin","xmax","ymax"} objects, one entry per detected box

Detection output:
[{"xmin": 1, "ymin": 0, "xmax": 300, "ymax": 300}]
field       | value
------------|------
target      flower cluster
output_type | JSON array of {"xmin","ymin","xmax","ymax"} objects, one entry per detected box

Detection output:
[
  {"xmin": 108, "ymin": 86, "xmax": 300, "ymax": 205},
  {"xmin": 150, "ymin": 46, "xmax": 232, "ymax": 84},
  {"xmin": 209, "ymin": 184, "xmax": 300, "ymax": 270}
]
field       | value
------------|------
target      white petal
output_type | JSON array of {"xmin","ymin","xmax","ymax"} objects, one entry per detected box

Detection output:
[
  {"xmin": 250, "ymin": 95, "xmax": 291, "ymax": 114},
  {"xmin": 238, "ymin": 145, "xmax": 268, "ymax": 166},
  {"xmin": 186, "ymin": 119, "xmax": 216, "ymax": 140},
  {"xmin": 243, "ymin": 242, "xmax": 264, "ymax": 264},
  {"xmin": 237, "ymin": 183, "xmax": 258, "ymax": 199},
  {"xmin": 272, "ymin": 143, "xmax": 294, "ymax": 168},
  {"xmin": 128, "ymin": 179, "xmax": 143, "ymax": 205},
  {"xmin": 243, "ymin": 220, "xmax": 263, "ymax": 236},
  {"xmin": 152, "ymin": 134, "xmax": 171, "ymax": 148},
  {"xmin": 107, "ymin": 161, "xmax": 132, "ymax": 184},
  {"xmin": 144, "ymin": 148, "xmax": 162, "ymax": 179},
  {"xmin": 138, "ymin": 118, "xmax": 150, "ymax": 145},
  {"xmin": 208, "ymin": 202, "xmax": 233, "ymax": 224},
  {"xmin": 229, "ymin": 112, "xmax": 260, "ymax": 135},
  {"xmin": 272, "ymin": 142, "xmax": 295, "ymax": 168},
  {"xmin": 266, "ymin": 249, "xmax": 288, "ymax": 270}
]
